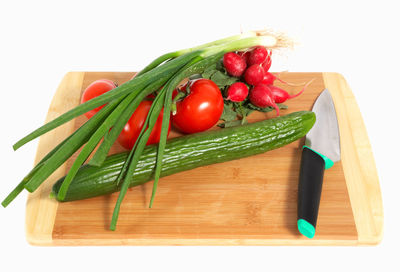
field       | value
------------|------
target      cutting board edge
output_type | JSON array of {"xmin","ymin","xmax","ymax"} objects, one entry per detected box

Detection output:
[
  {"xmin": 322, "ymin": 72, "xmax": 383, "ymax": 245},
  {"xmin": 25, "ymin": 72, "xmax": 85, "ymax": 246},
  {"xmin": 30, "ymin": 238, "xmax": 359, "ymax": 246}
]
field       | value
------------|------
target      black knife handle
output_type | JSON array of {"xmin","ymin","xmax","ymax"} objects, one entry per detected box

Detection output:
[{"xmin": 297, "ymin": 146, "xmax": 325, "ymax": 238}]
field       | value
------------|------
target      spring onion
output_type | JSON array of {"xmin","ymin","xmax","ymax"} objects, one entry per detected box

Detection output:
[{"xmin": 3, "ymin": 31, "xmax": 291, "ymax": 230}]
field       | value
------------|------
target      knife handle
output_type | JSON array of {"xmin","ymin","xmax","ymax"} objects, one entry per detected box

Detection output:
[{"xmin": 297, "ymin": 146, "xmax": 333, "ymax": 239}]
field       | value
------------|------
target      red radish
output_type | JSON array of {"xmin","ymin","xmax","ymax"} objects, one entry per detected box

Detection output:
[
  {"xmin": 244, "ymin": 64, "xmax": 265, "ymax": 85},
  {"xmin": 269, "ymin": 85, "xmax": 302, "ymax": 103},
  {"xmin": 261, "ymin": 72, "xmax": 277, "ymax": 85},
  {"xmin": 226, "ymin": 82, "xmax": 249, "ymax": 102},
  {"xmin": 261, "ymin": 71, "xmax": 307, "ymax": 87},
  {"xmin": 269, "ymin": 79, "xmax": 313, "ymax": 103},
  {"xmin": 261, "ymin": 50, "xmax": 272, "ymax": 72},
  {"xmin": 249, "ymin": 84, "xmax": 280, "ymax": 116},
  {"xmin": 248, "ymin": 46, "xmax": 268, "ymax": 65},
  {"xmin": 223, "ymin": 52, "xmax": 247, "ymax": 77},
  {"xmin": 238, "ymin": 51, "xmax": 250, "ymax": 64}
]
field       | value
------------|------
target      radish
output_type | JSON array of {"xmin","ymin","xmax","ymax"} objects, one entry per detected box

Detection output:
[
  {"xmin": 261, "ymin": 51, "xmax": 272, "ymax": 72},
  {"xmin": 223, "ymin": 52, "xmax": 247, "ymax": 77},
  {"xmin": 248, "ymin": 46, "xmax": 268, "ymax": 65},
  {"xmin": 249, "ymin": 84, "xmax": 280, "ymax": 116},
  {"xmin": 238, "ymin": 51, "xmax": 250, "ymax": 64},
  {"xmin": 269, "ymin": 79, "xmax": 313, "ymax": 103},
  {"xmin": 261, "ymin": 72, "xmax": 277, "ymax": 85},
  {"xmin": 244, "ymin": 64, "xmax": 265, "ymax": 85},
  {"xmin": 261, "ymin": 71, "xmax": 308, "ymax": 87},
  {"xmin": 226, "ymin": 82, "xmax": 249, "ymax": 102}
]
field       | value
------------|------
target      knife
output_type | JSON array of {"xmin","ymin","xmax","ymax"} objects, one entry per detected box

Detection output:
[{"xmin": 297, "ymin": 89, "xmax": 341, "ymax": 239}]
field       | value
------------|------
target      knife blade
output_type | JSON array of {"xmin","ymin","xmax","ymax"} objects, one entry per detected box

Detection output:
[{"xmin": 297, "ymin": 89, "xmax": 341, "ymax": 238}]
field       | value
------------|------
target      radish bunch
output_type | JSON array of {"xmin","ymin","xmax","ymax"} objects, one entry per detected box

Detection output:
[{"xmin": 222, "ymin": 46, "xmax": 308, "ymax": 116}]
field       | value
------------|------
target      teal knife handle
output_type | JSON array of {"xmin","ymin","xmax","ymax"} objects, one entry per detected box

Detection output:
[{"xmin": 297, "ymin": 146, "xmax": 334, "ymax": 239}]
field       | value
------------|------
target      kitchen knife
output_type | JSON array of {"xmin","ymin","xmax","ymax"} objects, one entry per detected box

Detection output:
[{"xmin": 297, "ymin": 89, "xmax": 341, "ymax": 239}]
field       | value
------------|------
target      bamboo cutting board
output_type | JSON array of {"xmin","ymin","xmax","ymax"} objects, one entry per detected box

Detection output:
[{"xmin": 25, "ymin": 72, "xmax": 383, "ymax": 246}]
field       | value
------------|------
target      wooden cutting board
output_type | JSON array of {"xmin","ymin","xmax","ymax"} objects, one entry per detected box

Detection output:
[{"xmin": 25, "ymin": 72, "xmax": 383, "ymax": 246}]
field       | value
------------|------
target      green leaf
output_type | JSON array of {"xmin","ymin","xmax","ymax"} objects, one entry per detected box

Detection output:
[
  {"xmin": 201, "ymin": 64, "xmax": 217, "ymax": 79},
  {"xmin": 277, "ymin": 103, "xmax": 288, "ymax": 109},
  {"xmin": 246, "ymin": 103, "xmax": 288, "ymax": 112},
  {"xmin": 210, "ymin": 71, "xmax": 238, "ymax": 88},
  {"xmin": 216, "ymin": 57, "xmax": 224, "ymax": 71},
  {"xmin": 235, "ymin": 103, "xmax": 253, "ymax": 118},
  {"xmin": 220, "ymin": 103, "xmax": 237, "ymax": 122}
]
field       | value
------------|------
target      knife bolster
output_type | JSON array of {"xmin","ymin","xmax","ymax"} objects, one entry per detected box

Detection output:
[{"xmin": 303, "ymin": 145, "xmax": 334, "ymax": 169}]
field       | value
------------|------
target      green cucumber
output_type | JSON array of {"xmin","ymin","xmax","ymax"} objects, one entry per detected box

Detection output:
[{"xmin": 52, "ymin": 111, "xmax": 315, "ymax": 202}]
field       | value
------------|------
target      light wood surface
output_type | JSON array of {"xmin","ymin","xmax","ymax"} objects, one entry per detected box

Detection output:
[
  {"xmin": 25, "ymin": 72, "xmax": 383, "ymax": 246},
  {"xmin": 25, "ymin": 72, "xmax": 84, "ymax": 245},
  {"xmin": 322, "ymin": 73, "xmax": 383, "ymax": 245}
]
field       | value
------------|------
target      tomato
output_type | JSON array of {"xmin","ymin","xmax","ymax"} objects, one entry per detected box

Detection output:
[
  {"xmin": 80, "ymin": 79, "xmax": 117, "ymax": 119},
  {"xmin": 80, "ymin": 79, "xmax": 170, "ymax": 149},
  {"xmin": 172, "ymin": 79, "xmax": 223, "ymax": 134},
  {"xmin": 117, "ymin": 100, "xmax": 171, "ymax": 149}
]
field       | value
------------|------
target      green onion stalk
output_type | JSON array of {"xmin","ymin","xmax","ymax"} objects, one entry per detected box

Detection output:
[{"xmin": 2, "ymin": 30, "xmax": 290, "ymax": 230}]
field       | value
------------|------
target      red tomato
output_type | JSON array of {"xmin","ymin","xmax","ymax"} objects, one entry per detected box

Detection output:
[
  {"xmin": 117, "ymin": 100, "xmax": 171, "ymax": 149},
  {"xmin": 172, "ymin": 79, "xmax": 223, "ymax": 134},
  {"xmin": 80, "ymin": 79, "xmax": 117, "ymax": 119}
]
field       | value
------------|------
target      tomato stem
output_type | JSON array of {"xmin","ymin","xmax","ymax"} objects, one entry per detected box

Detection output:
[{"xmin": 171, "ymin": 90, "xmax": 186, "ymax": 115}]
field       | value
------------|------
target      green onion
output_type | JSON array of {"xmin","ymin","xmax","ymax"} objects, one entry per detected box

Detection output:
[
  {"xmin": 4, "ymin": 31, "xmax": 289, "ymax": 230},
  {"xmin": 56, "ymin": 90, "xmax": 141, "ymax": 200},
  {"xmin": 2, "ymin": 131, "xmax": 77, "ymax": 207},
  {"xmin": 12, "ymin": 51, "xmax": 202, "ymax": 151},
  {"xmin": 149, "ymin": 53, "xmax": 224, "ymax": 208},
  {"xmin": 110, "ymin": 88, "xmax": 168, "ymax": 230},
  {"xmin": 1, "ymin": 165, "xmax": 42, "ymax": 208},
  {"xmin": 136, "ymin": 31, "xmax": 258, "ymax": 77},
  {"xmin": 24, "ymin": 96, "xmax": 124, "ymax": 192}
]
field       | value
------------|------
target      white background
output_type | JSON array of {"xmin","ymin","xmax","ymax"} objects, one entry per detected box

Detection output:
[{"xmin": 1, "ymin": 0, "xmax": 399, "ymax": 271}]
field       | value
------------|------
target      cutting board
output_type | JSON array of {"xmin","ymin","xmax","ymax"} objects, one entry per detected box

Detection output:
[{"xmin": 25, "ymin": 72, "xmax": 383, "ymax": 246}]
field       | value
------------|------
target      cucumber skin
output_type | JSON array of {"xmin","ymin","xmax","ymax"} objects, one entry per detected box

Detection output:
[{"xmin": 52, "ymin": 111, "xmax": 315, "ymax": 201}]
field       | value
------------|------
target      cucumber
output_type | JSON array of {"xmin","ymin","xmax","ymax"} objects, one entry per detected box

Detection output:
[{"xmin": 52, "ymin": 111, "xmax": 315, "ymax": 201}]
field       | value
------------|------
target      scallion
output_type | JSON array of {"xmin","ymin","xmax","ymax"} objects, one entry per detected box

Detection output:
[{"xmin": 3, "ymin": 31, "xmax": 291, "ymax": 230}]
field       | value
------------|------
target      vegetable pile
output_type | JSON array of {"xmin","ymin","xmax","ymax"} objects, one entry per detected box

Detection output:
[
  {"xmin": 2, "ymin": 31, "xmax": 306, "ymax": 230},
  {"xmin": 1, "ymin": 32, "xmax": 315, "ymax": 233}
]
